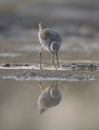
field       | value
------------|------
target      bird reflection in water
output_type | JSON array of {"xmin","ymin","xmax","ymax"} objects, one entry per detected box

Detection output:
[{"xmin": 38, "ymin": 81, "xmax": 62, "ymax": 114}]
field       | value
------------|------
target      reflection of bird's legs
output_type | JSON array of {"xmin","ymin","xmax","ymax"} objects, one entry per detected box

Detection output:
[
  {"xmin": 55, "ymin": 80, "xmax": 58, "ymax": 88},
  {"xmin": 39, "ymin": 81, "xmax": 43, "ymax": 91},
  {"xmin": 51, "ymin": 80, "xmax": 57, "ymax": 88},
  {"xmin": 55, "ymin": 80, "xmax": 57, "ymax": 88}
]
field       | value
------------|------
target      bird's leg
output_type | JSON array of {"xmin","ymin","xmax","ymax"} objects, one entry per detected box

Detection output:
[
  {"xmin": 52, "ymin": 53, "xmax": 57, "ymax": 69},
  {"xmin": 56, "ymin": 52, "xmax": 59, "ymax": 68},
  {"xmin": 52, "ymin": 53, "xmax": 55, "ymax": 65},
  {"xmin": 39, "ymin": 81, "xmax": 43, "ymax": 91},
  {"xmin": 39, "ymin": 47, "xmax": 44, "ymax": 69}
]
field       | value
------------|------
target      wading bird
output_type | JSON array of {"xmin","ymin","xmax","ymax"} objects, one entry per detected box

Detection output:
[{"xmin": 38, "ymin": 22, "xmax": 62, "ymax": 69}]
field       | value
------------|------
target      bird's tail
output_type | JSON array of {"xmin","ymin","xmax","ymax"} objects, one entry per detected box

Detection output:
[{"xmin": 50, "ymin": 41, "xmax": 61, "ymax": 53}]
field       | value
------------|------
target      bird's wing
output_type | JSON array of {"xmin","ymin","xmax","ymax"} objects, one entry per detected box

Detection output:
[{"xmin": 40, "ymin": 29, "xmax": 62, "ymax": 42}]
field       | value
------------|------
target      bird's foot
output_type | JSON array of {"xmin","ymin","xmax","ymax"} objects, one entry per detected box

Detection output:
[{"xmin": 40, "ymin": 66, "xmax": 43, "ymax": 70}]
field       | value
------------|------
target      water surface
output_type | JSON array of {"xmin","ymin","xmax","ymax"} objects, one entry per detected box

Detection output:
[{"xmin": 0, "ymin": 79, "xmax": 99, "ymax": 130}]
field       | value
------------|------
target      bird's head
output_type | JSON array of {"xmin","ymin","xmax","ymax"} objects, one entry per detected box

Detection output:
[
  {"xmin": 38, "ymin": 22, "xmax": 47, "ymax": 32},
  {"xmin": 38, "ymin": 105, "xmax": 47, "ymax": 114}
]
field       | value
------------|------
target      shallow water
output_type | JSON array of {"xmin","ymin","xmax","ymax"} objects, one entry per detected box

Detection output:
[
  {"xmin": 0, "ymin": 1, "xmax": 99, "ymax": 129},
  {"xmin": 0, "ymin": 79, "xmax": 99, "ymax": 130}
]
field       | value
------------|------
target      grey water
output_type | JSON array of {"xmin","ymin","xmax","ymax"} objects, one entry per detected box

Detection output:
[{"xmin": 0, "ymin": 79, "xmax": 99, "ymax": 130}]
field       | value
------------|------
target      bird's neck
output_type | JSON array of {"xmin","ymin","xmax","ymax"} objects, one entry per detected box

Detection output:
[{"xmin": 39, "ymin": 24, "xmax": 46, "ymax": 32}]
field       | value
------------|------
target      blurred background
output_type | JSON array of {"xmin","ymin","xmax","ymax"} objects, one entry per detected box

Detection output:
[
  {"xmin": 0, "ymin": 1, "xmax": 99, "ymax": 130},
  {"xmin": 0, "ymin": 0, "xmax": 99, "ymax": 41},
  {"xmin": 0, "ymin": 0, "xmax": 99, "ymax": 62}
]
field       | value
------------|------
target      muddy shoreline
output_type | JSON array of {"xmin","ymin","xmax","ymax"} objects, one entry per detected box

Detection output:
[{"xmin": 0, "ymin": 63, "xmax": 99, "ymax": 81}]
